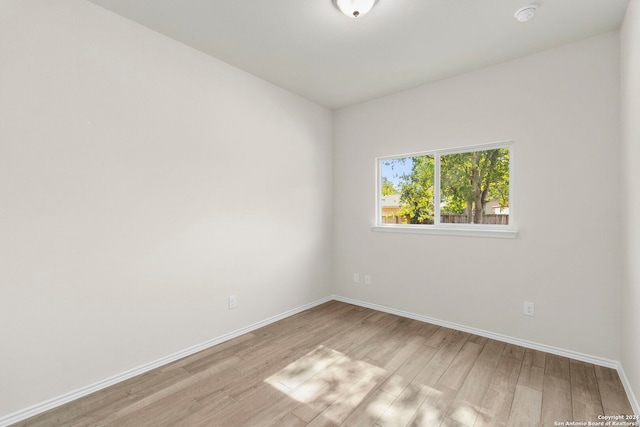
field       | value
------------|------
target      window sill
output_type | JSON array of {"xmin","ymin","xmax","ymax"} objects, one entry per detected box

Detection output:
[{"xmin": 371, "ymin": 224, "xmax": 518, "ymax": 239}]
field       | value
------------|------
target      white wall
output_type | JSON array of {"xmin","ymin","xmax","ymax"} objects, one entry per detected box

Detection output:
[
  {"xmin": 333, "ymin": 32, "xmax": 621, "ymax": 360},
  {"xmin": 621, "ymin": 0, "xmax": 640, "ymax": 411},
  {"xmin": 1, "ymin": 0, "xmax": 634, "ymax": 420},
  {"xmin": 0, "ymin": 0, "xmax": 333, "ymax": 417}
]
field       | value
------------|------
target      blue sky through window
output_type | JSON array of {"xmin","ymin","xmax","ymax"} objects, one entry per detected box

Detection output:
[{"xmin": 380, "ymin": 157, "xmax": 413, "ymax": 188}]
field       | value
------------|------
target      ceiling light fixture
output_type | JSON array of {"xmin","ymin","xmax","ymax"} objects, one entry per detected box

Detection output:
[
  {"xmin": 514, "ymin": 4, "xmax": 538, "ymax": 22},
  {"xmin": 334, "ymin": 0, "xmax": 377, "ymax": 18}
]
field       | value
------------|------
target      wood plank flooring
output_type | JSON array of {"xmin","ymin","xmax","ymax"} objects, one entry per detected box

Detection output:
[{"xmin": 14, "ymin": 301, "xmax": 634, "ymax": 427}]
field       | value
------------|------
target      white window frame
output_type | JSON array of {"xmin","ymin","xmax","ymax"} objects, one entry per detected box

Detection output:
[{"xmin": 372, "ymin": 141, "xmax": 517, "ymax": 238}]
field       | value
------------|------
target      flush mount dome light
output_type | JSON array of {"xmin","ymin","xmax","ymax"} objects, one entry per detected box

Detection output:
[
  {"xmin": 514, "ymin": 4, "xmax": 538, "ymax": 22},
  {"xmin": 334, "ymin": 0, "xmax": 377, "ymax": 18}
]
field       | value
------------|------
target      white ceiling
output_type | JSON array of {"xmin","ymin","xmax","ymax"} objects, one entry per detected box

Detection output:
[{"xmin": 88, "ymin": 0, "xmax": 630, "ymax": 109}]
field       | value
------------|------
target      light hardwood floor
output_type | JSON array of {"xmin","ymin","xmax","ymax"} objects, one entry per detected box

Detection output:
[{"xmin": 15, "ymin": 301, "xmax": 634, "ymax": 426}]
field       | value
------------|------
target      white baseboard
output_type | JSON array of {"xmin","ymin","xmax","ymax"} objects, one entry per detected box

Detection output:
[
  {"xmin": 0, "ymin": 295, "xmax": 333, "ymax": 427},
  {"xmin": 617, "ymin": 364, "xmax": 640, "ymax": 417},
  {"xmin": 333, "ymin": 294, "xmax": 639, "ymax": 416},
  {"xmin": 332, "ymin": 295, "xmax": 618, "ymax": 367},
  {"xmin": 2, "ymin": 293, "xmax": 637, "ymax": 426}
]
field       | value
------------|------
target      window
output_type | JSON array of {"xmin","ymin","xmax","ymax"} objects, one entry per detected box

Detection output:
[{"xmin": 374, "ymin": 142, "xmax": 516, "ymax": 238}]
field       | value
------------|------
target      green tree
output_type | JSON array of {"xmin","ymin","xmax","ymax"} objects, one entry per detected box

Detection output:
[
  {"xmin": 381, "ymin": 177, "xmax": 397, "ymax": 196},
  {"xmin": 395, "ymin": 148, "xmax": 509, "ymax": 224},
  {"xmin": 398, "ymin": 155, "xmax": 435, "ymax": 224},
  {"xmin": 440, "ymin": 148, "xmax": 509, "ymax": 223}
]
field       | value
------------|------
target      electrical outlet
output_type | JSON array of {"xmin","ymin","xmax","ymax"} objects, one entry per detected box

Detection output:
[
  {"xmin": 364, "ymin": 275, "xmax": 372, "ymax": 286},
  {"xmin": 353, "ymin": 273, "xmax": 360, "ymax": 284},
  {"xmin": 524, "ymin": 301, "xmax": 535, "ymax": 316},
  {"xmin": 229, "ymin": 295, "xmax": 237, "ymax": 309}
]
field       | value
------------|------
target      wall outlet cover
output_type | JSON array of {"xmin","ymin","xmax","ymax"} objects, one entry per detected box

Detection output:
[
  {"xmin": 229, "ymin": 295, "xmax": 237, "ymax": 309},
  {"xmin": 524, "ymin": 301, "xmax": 535, "ymax": 316}
]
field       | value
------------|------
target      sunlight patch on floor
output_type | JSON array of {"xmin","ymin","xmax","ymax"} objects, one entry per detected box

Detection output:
[
  {"xmin": 266, "ymin": 345, "xmax": 344, "ymax": 398},
  {"xmin": 447, "ymin": 400, "xmax": 480, "ymax": 425},
  {"xmin": 264, "ymin": 344, "xmax": 445, "ymax": 425}
]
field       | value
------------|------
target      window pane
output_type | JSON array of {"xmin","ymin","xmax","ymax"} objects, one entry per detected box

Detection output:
[
  {"xmin": 440, "ymin": 148, "xmax": 509, "ymax": 225},
  {"xmin": 380, "ymin": 155, "xmax": 435, "ymax": 224}
]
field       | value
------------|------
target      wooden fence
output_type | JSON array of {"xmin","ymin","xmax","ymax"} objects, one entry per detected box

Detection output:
[
  {"xmin": 441, "ymin": 214, "xmax": 509, "ymax": 225},
  {"xmin": 382, "ymin": 214, "xmax": 509, "ymax": 225}
]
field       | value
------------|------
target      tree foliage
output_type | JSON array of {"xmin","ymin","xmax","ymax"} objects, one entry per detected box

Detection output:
[
  {"xmin": 382, "ymin": 148, "xmax": 509, "ymax": 224},
  {"xmin": 440, "ymin": 148, "xmax": 510, "ymax": 223},
  {"xmin": 398, "ymin": 155, "xmax": 435, "ymax": 224},
  {"xmin": 381, "ymin": 177, "xmax": 397, "ymax": 196}
]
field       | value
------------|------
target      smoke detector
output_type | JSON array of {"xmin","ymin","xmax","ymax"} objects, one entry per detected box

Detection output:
[{"xmin": 514, "ymin": 5, "xmax": 538, "ymax": 22}]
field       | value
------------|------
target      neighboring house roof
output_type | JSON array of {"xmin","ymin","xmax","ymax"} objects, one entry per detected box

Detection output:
[{"xmin": 381, "ymin": 194, "xmax": 401, "ymax": 207}]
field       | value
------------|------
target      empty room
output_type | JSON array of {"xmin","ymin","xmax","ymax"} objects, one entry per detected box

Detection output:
[{"xmin": 1, "ymin": 0, "xmax": 639, "ymax": 426}]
